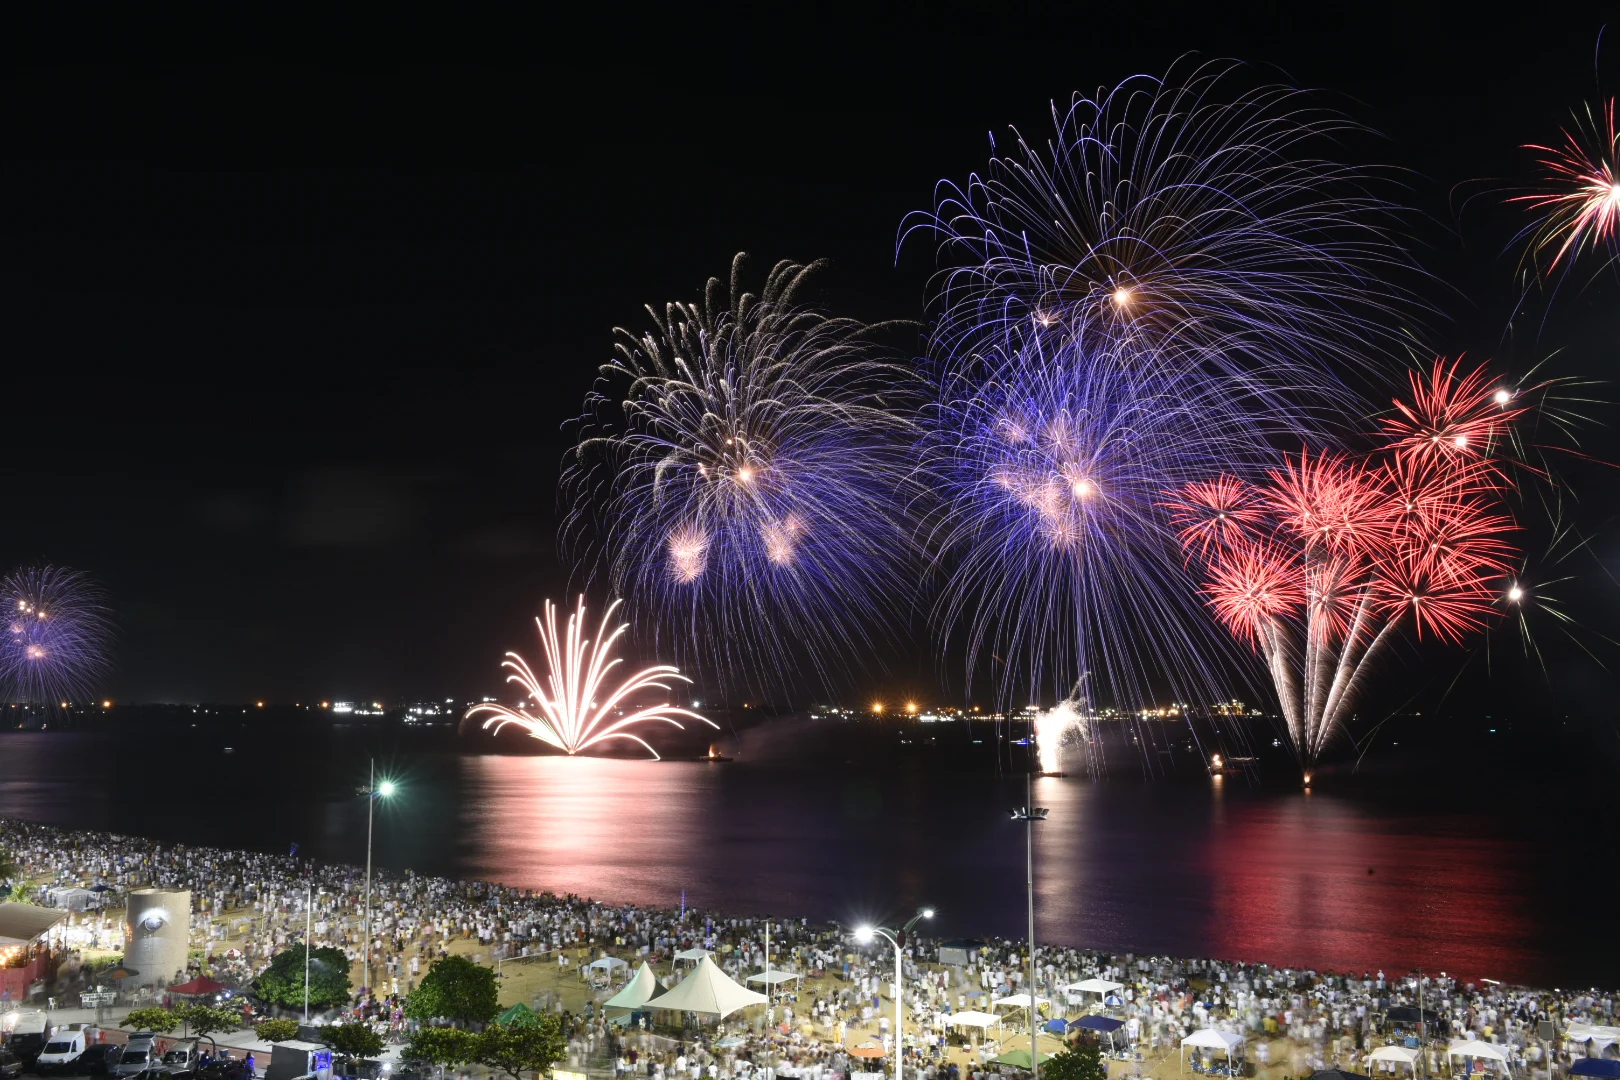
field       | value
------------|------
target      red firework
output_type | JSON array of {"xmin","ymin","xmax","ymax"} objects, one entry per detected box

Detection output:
[
  {"xmin": 1169, "ymin": 357, "xmax": 1523, "ymax": 767},
  {"xmin": 1383, "ymin": 357, "xmax": 1526, "ymax": 468},
  {"xmin": 1161, "ymin": 476, "xmax": 1264, "ymax": 561},
  {"xmin": 1512, "ymin": 97, "xmax": 1620, "ymax": 271}
]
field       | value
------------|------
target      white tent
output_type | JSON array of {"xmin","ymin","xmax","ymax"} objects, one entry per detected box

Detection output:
[
  {"xmin": 1447, "ymin": 1039, "xmax": 1510, "ymax": 1070},
  {"xmin": 1181, "ymin": 1029, "xmax": 1245, "ymax": 1073},
  {"xmin": 949, "ymin": 1011, "xmax": 1003, "ymax": 1029},
  {"xmin": 588, "ymin": 956, "xmax": 630, "ymax": 971},
  {"xmin": 745, "ymin": 968, "xmax": 804, "ymax": 986},
  {"xmin": 1366, "ymin": 1046, "xmax": 1421, "ymax": 1072},
  {"xmin": 645, "ymin": 955, "xmax": 767, "ymax": 1019},
  {"xmin": 992, "ymin": 993, "xmax": 1053, "ymax": 1011},
  {"xmin": 604, "ymin": 962, "xmax": 663, "ymax": 1010},
  {"xmin": 673, "ymin": 947, "xmax": 712, "ymax": 961},
  {"xmin": 1064, "ymin": 979, "xmax": 1124, "ymax": 994},
  {"xmin": 1567, "ymin": 1024, "xmax": 1620, "ymax": 1054}
]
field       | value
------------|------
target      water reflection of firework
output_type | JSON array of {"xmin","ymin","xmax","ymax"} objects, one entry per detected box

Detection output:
[{"xmin": 467, "ymin": 596, "xmax": 718, "ymax": 760}]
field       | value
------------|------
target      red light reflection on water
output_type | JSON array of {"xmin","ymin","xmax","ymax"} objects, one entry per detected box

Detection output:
[{"xmin": 1202, "ymin": 792, "xmax": 1537, "ymax": 983}]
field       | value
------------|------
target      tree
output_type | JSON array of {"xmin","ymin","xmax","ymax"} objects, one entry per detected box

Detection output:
[
  {"xmin": 176, "ymin": 1003, "xmax": 244, "ymax": 1050},
  {"xmin": 403, "ymin": 955, "xmax": 499, "ymax": 1027},
  {"xmin": 124, "ymin": 1007, "xmax": 178, "ymax": 1034},
  {"xmin": 1044, "ymin": 1046, "xmax": 1107, "ymax": 1080},
  {"xmin": 256, "ymin": 946, "xmax": 353, "ymax": 1010},
  {"xmin": 405, "ymin": 1027, "xmax": 478, "ymax": 1068},
  {"xmin": 253, "ymin": 1019, "xmax": 300, "ymax": 1044},
  {"xmin": 473, "ymin": 1016, "xmax": 568, "ymax": 1080},
  {"xmin": 322, "ymin": 1022, "xmax": 384, "ymax": 1061}
]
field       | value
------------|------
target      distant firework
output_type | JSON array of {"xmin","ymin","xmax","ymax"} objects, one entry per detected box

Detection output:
[
  {"xmin": 1033, "ymin": 699, "xmax": 1090, "ymax": 775},
  {"xmin": 905, "ymin": 57, "xmax": 1422, "ymax": 378},
  {"xmin": 1169, "ymin": 359, "xmax": 1525, "ymax": 772},
  {"xmin": 564, "ymin": 254, "xmax": 919, "ymax": 694},
  {"xmin": 466, "ymin": 596, "xmax": 716, "ymax": 760},
  {"xmin": 1512, "ymin": 96, "xmax": 1620, "ymax": 275},
  {"xmin": 0, "ymin": 565, "xmax": 113, "ymax": 707}
]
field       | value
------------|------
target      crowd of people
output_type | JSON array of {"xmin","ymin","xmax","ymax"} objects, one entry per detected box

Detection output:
[{"xmin": 1, "ymin": 818, "xmax": 1615, "ymax": 1080}]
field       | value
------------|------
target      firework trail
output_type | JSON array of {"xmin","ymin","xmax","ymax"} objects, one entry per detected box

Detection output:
[
  {"xmin": 1169, "ymin": 359, "xmax": 1526, "ymax": 773},
  {"xmin": 0, "ymin": 565, "xmax": 113, "ymax": 707},
  {"xmin": 466, "ymin": 595, "xmax": 717, "ymax": 760},
  {"xmin": 1511, "ymin": 96, "xmax": 1620, "ymax": 279},
  {"xmin": 904, "ymin": 57, "xmax": 1423, "ymax": 380},
  {"xmin": 564, "ymin": 254, "xmax": 920, "ymax": 694}
]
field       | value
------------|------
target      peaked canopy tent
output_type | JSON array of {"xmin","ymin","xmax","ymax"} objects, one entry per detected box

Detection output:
[
  {"xmin": 605, "ymin": 963, "xmax": 663, "ymax": 1011},
  {"xmin": 674, "ymin": 948, "xmax": 712, "ymax": 962},
  {"xmin": 1065, "ymin": 978, "xmax": 1125, "ymax": 1008},
  {"xmin": 1181, "ymin": 1029, "xmax": 1245, "ymax": 1073},
  {"xmin": 497, "ymin": 1002, "xmax": 539, "ymax": 1026},
  {"xmin": 588, "ymin": 957, "xmax": 630, "ymax": 971},
  {"xmin": 645, "ymin": 956, "xmax": 766, "ymax": 1019},
  {"xmin": 1365, "ymin": 1046, "xmax": 1421, "ymax": 1073},
  {"xmin": 1447, "ymin": 1040, "xmax": 1511, "ymax": 1072}
]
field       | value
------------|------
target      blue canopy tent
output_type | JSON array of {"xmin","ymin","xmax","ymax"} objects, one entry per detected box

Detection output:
[
  {"xmin": 1045, "ymin": 1020, "xmax": 1070, "ymax": 1035},
  {"xmin": 1571, "ymin": 1061, "xmax": 1620, "ymax": 1079},
  {"xmin": 1070, "ymin": 1015, "xmax": 1127, "ymax": 1052}
]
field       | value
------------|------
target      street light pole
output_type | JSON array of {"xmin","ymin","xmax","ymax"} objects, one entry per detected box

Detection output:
[
  {"xmin": 304, "ymin": 884, "xmax": 312, "ymax": 1023},
  {"xmin": 1012, "ymin": 777, "xmax": 1049, "ymax": 1080},
  {"xmin": 855, "ymin": 907, "xmax": 934, "ymax": 1080},
  {"xmin": 359, "ymin": 761, "xmax": 397, "ymax": 998}
]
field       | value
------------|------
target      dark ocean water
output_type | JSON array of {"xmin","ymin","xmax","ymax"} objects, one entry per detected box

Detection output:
[{"xmin": 0, "ymin": 721, "xmax": 1614, "ymax": 989}]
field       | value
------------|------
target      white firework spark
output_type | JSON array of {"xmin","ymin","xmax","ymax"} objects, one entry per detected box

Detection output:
[{"xmin": 467, "ymin": 596, "xmax": 716, "ymax": 760}]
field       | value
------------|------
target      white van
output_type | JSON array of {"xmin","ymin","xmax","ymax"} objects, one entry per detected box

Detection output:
[{"xmin": 35, "ymin": 1029, "xmax": 88, "ymax": 1074}]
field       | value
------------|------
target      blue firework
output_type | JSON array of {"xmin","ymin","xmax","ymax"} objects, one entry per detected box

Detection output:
[
  {"xmin": 928, "ymin": 323, "xmax": 1290, "ymax": 709},
  {"xmin": 903, "ymin": 57, "xmax": 1422, "ymax": 385},
  {"xmin": 0, "ymin": 564, "xmax": 113, "ymax": 706},
  {"xmin": 563, "ymin": 254, "xmax": 921, "ymax": 695}
]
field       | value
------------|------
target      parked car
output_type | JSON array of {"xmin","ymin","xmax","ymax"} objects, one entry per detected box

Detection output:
[
  {"xmin": 36, "ymin": 1029, "xmax": 90, "ymax": 1074},
  {"xmin": 113, "ymin": 1037, "xmax": 159, "ymax": 1079},
  {"xmin": 80, "ymin": 1044, "xmax": 125, "ymax": 1077},
  {"xmin": 0, "ymin": 1048, "xmax": 23, "ymax": 1080},
  {"xmin": 161, "ymin": 1040, "xmax": 202, "ymax": 1078}
]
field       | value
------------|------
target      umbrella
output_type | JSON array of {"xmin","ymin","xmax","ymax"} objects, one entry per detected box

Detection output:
[
  {"xmin": 90, "ymin": 885, "xmax": 115, "ymax": 893},
  {"xmin": 107, "ymin": 967, "xmax": 139, "ymax": 980},
  {"xmin": 169, "ymin": 976, "xmax": 226, "ymax": 996},
  {"xmin": 1044, "ymin": 1019, "xmax": 1069, "ymax": 1035},
  {"xmin": 497, "ymin": 1002, "xmax": 539, "ymax": 1026}
]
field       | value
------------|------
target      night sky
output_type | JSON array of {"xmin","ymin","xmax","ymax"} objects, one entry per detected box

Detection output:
[{"xmin": 5, "ymin": 8, "xmax": 1619, "ymax": 720}]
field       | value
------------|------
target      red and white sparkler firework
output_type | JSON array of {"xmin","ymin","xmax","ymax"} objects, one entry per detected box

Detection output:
[
  {"xmin": 1512, "ymin": 97, "xmax": 1620, "ymax": 273},
  {"xmin": 467, "ymin": 596, "xmax": 717, "ymax": 759},
  {"xmin": 1171, "ymin": 359, "xmax": 1524, "ymax": 771}
]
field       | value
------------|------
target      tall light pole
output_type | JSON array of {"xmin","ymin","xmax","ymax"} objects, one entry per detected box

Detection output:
[
  {"xmin": 360, "ymin": 760, "xmax": 397, "ymax": 996},
  {"xmin": 855, "ymin": 907, "xmax": 934, "ymax": 1080},
  {"xmin": 304, "ymin": 884, "xmax": 312, "ymax": 1022},
  {"xmin": 1012, "ymin": 776, "xmax": 1049, "ymax": 1080}
]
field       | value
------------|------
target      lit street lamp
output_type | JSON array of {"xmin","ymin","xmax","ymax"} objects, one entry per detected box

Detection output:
[
  {"xmin": 359, "ymin": 760, "xmax": 397, "ymax": 995},
  {"xmin": 1012, "ymin": 779, "xmax": 1049, "ymax": 1080},
  {"xmin": 854, "ymin": 906, "xmax": 934, "ymax": 1080}
]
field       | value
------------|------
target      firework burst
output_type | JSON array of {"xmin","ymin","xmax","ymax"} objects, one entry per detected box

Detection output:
[
  {"xmin": 466, "ymin": 596, "xmax": 716, "ymax": 760},
  {"xmin": 0, "ymin": 565, "xmax": 113, "ymax": 707},
  {"xmin": 904, "ymin": 57, "xmax": 1422, "ymax": 380},
  {"xmin": 1512, "ymin": 96, "xmax": 1620, "ymax": 276},
  {"xmin": 1173, "ymin": 359, "xmax": 1524, "ymax": 771},
  {"xmin": 564, "ymin": 254, "xmax": 920, "ymax": 694}
]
